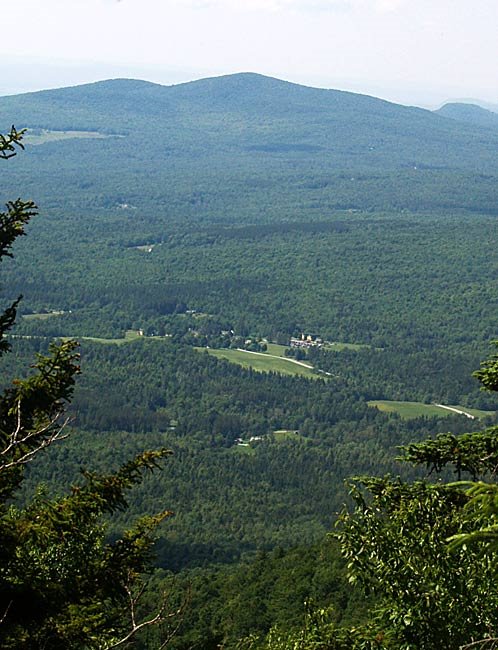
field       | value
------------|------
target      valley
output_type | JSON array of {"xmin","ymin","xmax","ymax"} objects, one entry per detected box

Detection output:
[{"xmin": 1, "ymin": 73, "xmax": 497, "ymax": 648}]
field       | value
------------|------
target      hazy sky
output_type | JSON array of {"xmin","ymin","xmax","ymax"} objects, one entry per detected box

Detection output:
[{"xmin": 2, "ymin": 0, "xmax": 497, "ymax": 107}]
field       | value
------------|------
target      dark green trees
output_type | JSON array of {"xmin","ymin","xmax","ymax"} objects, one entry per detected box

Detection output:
[
  {"xmin": 332, "ymin": 352, "xmax": 498, "ymax": 649},
  {"xmin": 0, "ymin": 128, "xmax": 174, "ymax": 648},
  {"xmin": 241, "ymin": 349, "xmax": 498, "ymax": 650}
]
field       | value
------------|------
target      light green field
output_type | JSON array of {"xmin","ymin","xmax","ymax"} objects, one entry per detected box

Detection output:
[
  {"xmin": 20, "ymin": 331, "xmax": 170, "ymax": 346},
  {"xmin": 368, "ymin": 400, "xmax": 495, "ymax": 420},
  {"xmin": 200, "ymin": 347, "xmax": 318, "ymax": 379},
  {"xmin": 325, "ymin": 341, "xmax": 373, "ymax": 351},
  {"xmin": 22, "ymin": 310, "xmax": 67, "ymax": 321},
  {"xmin": 25, "ymin": 129, "xmax": 113, "ymax": 145},
  {"xmin": 76, "ymin": 330, "xmax": 141, "ymax": 345},
  {"xmin": 231, "ymin": 444, "xmax": 256, "ymax": 455},
  {"xmin": 273, "ymin": 429, "xmax": 302, "ymax": 441},
  {"xmin": 133, "ymin": 244, "xmax": 156, "ymax": 252},
  {"xmin": 78, "ymin": 331, "xmax": 172, "ymax": 345},
  {"xmin": 265, "ymin": 343, "xmax": 288, "ymax": 356}
]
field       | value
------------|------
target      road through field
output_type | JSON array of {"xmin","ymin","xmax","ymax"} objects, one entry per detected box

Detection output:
[{"xmin": 433, "ymin": 404, "xmax": 475, "ymax": 419}]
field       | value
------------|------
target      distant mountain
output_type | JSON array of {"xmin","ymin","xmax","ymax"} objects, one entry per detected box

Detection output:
[
  {"xmin": 1, "ymin": 73, "xmax": 498, "ymax": 172},
  {"xmin": 435, "ymin": 102, "xmax": 498, "ymax": 130},
  {"xmin": 1, "ymin": 73, "xmax": 498, "ymax": 222},
  {"xmin": 439, "ymin": 98, "xmax": 498, "ymax": 114}
]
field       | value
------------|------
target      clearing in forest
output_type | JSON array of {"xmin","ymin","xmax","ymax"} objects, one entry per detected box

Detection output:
[
  {"xmin": 368, "ymin": 400, "xmax": 495, "ymax": 420},
  {"xmin": 200, "ymin": 347, "xmax": 319, "ymax": 379},
  {"xmin": 24, "ymin": 129, "xmax": 114, "ymax": 145}
]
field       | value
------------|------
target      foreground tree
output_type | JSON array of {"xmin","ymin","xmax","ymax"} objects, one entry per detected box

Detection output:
[{"xmin": 0, "ymin": 128, "xmax": 176, "ymax": 648}]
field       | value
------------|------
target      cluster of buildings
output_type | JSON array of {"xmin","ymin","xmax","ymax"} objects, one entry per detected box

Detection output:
[{"xmin": 289, "ymin": 333, "xmax": 323, "ymax": 349}]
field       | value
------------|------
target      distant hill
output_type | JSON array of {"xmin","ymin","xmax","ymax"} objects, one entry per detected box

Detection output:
[
  {"xmin": 439, "ymin": 98, "xmax": 498, "ymax": 114},
  {"xmin": 435, "ymin": 102, "xmax": 498, "ymax": 130},
  {"xmin": 1, "ymin": 73, "xmax": 498, "ymax": 222},
  {"xmin": 1, "ymin": 73, "xmax": 498, "ymax": 170}
]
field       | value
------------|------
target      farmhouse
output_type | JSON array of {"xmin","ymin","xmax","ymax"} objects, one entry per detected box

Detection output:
[{"xmin": 290, "ymin": 333, "xmax": 323, "ymax": 349}]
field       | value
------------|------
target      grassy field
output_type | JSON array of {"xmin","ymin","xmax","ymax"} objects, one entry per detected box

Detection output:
[
  {"xmin": 265, "ymin": 343, "xmax": 288, "ymax": 356},
  {"xmin": 22, "ymin": 310, "xmax": 67, "ymax": 321},
  {"xmin": 200, "ymin": 347, "xmax": 319, "ymax": 379},
  {"xmin": 133, "ymin": 244, "xmax": 155, "ymax": 252},
  {"xmin": 368, "ymin": 400, "xmax": 495, "ymax": 420},
  {"xmin": 231, "ymin": 444, "xmax": 256, "ymax": 455},
  {"xmin": 25, "ymin": 129, "xmax": 112, "ymax": 145},
  {"xmin": 79, "ymin": 337, "xmax": 133, "ymax": 345},
  {"xmin": 75, "ymin": 330, "xmax": 142, "ymax": 345},
  {"xmin": 273, "ymin": 429, "xmax": 302, "ymax": 441},
  {"xmin": 77, "ymin": 331, "xmax": 172, "ymax": 345},
  {"xmin": 325, "ymin": 341, "xmax": 373, "ymax": 351}
]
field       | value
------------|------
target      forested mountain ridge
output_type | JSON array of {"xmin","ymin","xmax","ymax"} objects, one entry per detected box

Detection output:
[{"xmin": 1, "ymin": 72, "xmax": 498, "ymax": 171}]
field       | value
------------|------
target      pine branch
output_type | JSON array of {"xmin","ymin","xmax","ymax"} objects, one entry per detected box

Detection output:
[
  {"xmin": 0, "ymin": 399, "xmax": 70, "ymax": 472},
  {"xmin": 0, "ymin": 601, "xmax": 12, "ymax": 626},
  {"xmin": 103, "ymin": 575, "xmax": 190, "ymax": 649},
  {"xmin": 460, "ymin": 639, "xmax": 498, "ymax": 650},
  {"xmin": 0, "ymin": 126, "xmax": 25, "ymax": 159}
]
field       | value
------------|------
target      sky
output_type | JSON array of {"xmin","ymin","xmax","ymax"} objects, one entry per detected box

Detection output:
[{"xmin": 2, "ymin": 0, "xmax": 497, "ymax": 108}]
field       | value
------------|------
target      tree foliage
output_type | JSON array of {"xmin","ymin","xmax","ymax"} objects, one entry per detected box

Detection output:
[
  {"xmin": 0, "ymin": 128, "xmax": 175, "ymax": 648},
  {"xmin": 336, "ymin": 476, "xmax": 496, "ymax": 649}
]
